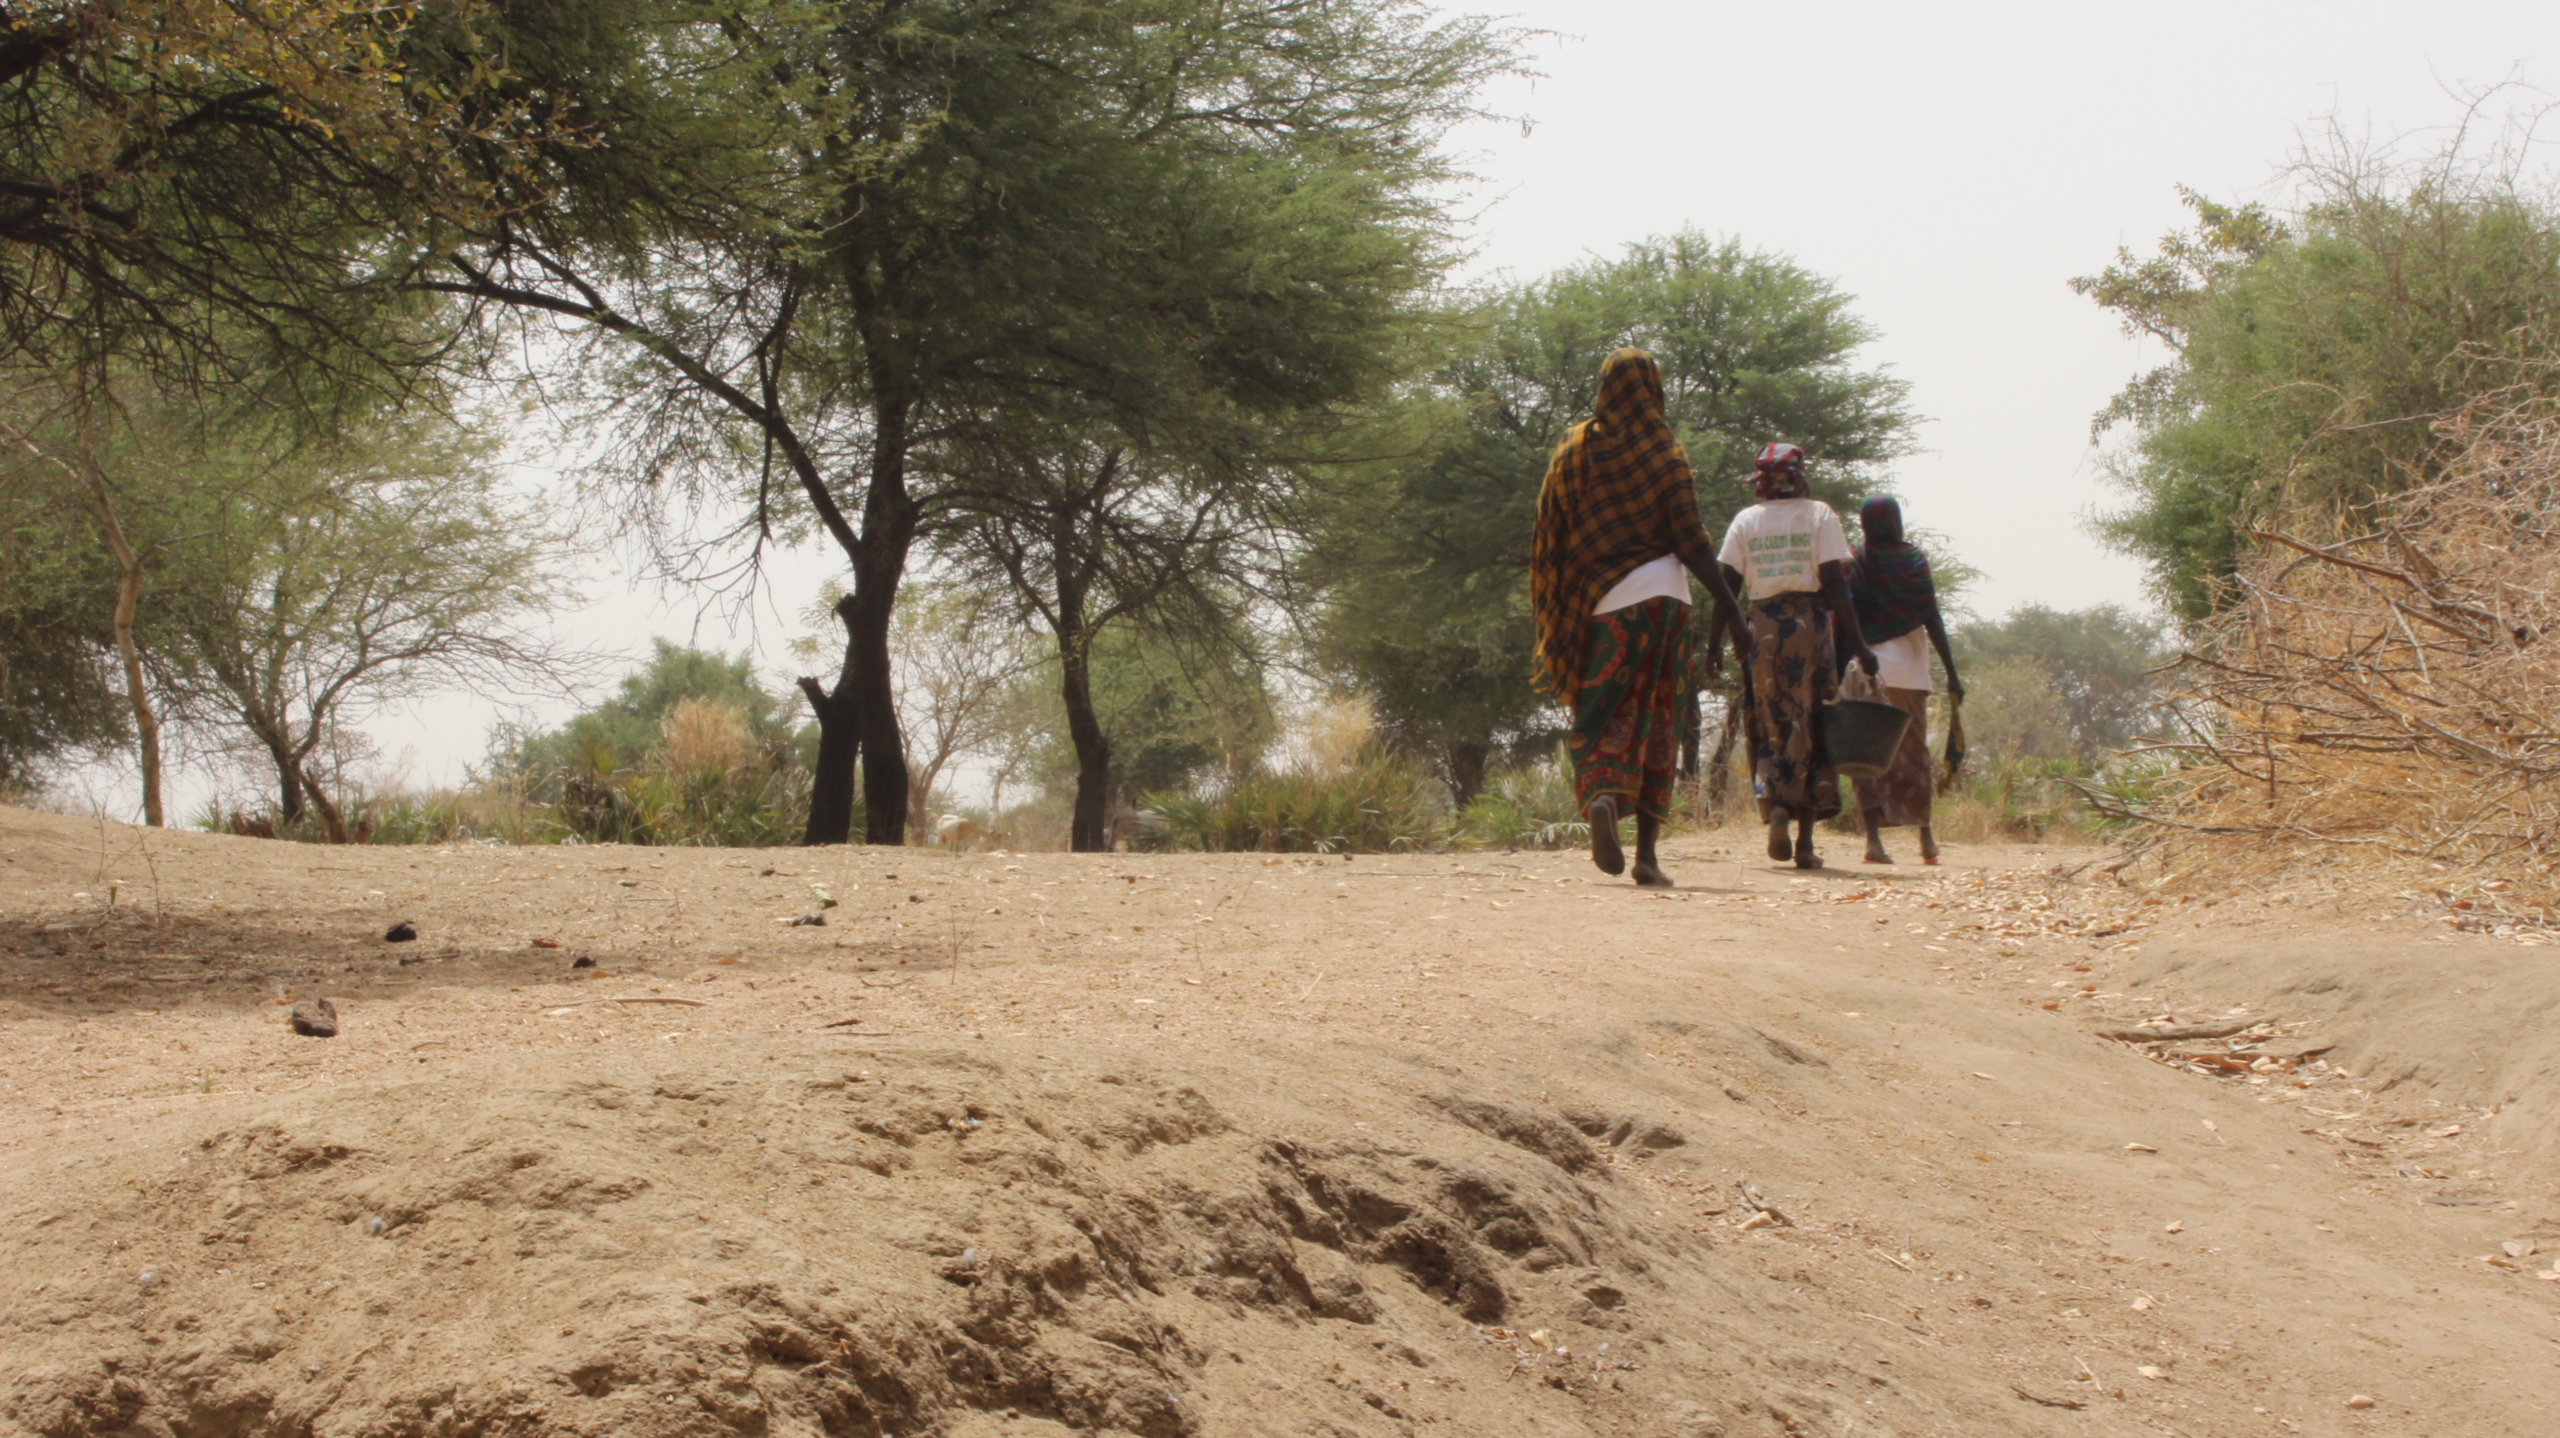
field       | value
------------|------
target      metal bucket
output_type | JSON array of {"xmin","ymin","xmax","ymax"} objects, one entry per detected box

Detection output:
[{"xmin": 1822, "ymin": 697, "xmax": 1912, "ymax": 779}]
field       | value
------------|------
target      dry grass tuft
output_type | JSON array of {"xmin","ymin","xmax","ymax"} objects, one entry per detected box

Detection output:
[
  {"xmin": 2109, "ymin": 387, "xmax": 2560, "ymax": 931},
  {"xmin": 657, "ymin": 698, "xmax": 755, "ymax": 782}
]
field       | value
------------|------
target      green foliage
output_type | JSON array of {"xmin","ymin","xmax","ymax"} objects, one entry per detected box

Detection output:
[
  {"xmin": 125, "ymin": 397, "xmax": 570, "ymax": 834},
  {"xmin": 1932, "ymin": 756, "xmax": 2105, "ymax": 846},
  {"xmin": 0, "ymin": 1, "xmax": 535, "ymax": 390},
  {"xmin": 497, "ymin": 641, "xmax": 805, "ymax": 798},
  {"xmin": 211, "ymin": 639, "xmax": 827, "ymax": 847},
  {"xmin": 468, "ymin": 644, "xmax": 815, "ymax": 845},
  {"xmin": 409, "ymin": 0, "xmax": 1523, "ymax": 844},
  {"xmin": 1451, "ymin": 752, "xmax": 1592, "ymax": 850},
  {"xmin": 0, "ymin": 440, "xmax": 122, "ymax": 789},
  {"xmin": 1137, "ymin": 751, "xmax": 1449, "ymax": 853},
  {"xmin": 1011, "ymin": 626, "xmax": 1277, "ymax": 804},
  {"xmin": 204, "ymin": 751, "xmax": 823, "ymax": 849},
  {"xmin": 1952, "ymin": 604, "xmax": 2173, "ymax": 763},
  {"xmin": 2076, "ymin": 147, "xmax": 2560, "ymax": 620},
  {"xmin": 1314, "ymin": 229, "xmax": 1920, "ymax": 793}
]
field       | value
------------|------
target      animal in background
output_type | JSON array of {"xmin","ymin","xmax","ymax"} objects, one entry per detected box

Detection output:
[{"xmin": 935, "ymin": 814, "xmax": 986, "ymax": 852}]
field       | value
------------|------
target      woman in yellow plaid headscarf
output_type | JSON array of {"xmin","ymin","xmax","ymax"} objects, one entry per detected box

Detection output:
[{"xmin": 1531, "ymin": 348, "xmax": 1751, "ymax": 886}]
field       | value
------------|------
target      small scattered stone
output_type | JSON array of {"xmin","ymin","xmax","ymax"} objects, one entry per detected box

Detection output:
[
  {"xmin": 289, "ymin": 998, "xmax": 338, "ymax": 1038},
  {"xmin": 790, "ymin": 913, "xmax": 826, "ymax": 927},
  {"xmin": 2345, "ymin": 1394, "xmax": 2377, "ymax": 1409},
  {"xmin": 138, "ymin": 1270, "xmax": 158, "ymax": 1287},
  {"xmin": 1721, "ymin": 1084, "xmax": 1748, "ymax": 1102},
  {"xmin": 571, "ymin": 955, "xmax": 596, "ymax": 969},
  {"xmin": 366, "ymin": 1215, "xmax": 387, "ymax": 1236},
  {"xmin": 383, "ymin": 921, "xmax": 417, "ymax": 943}
]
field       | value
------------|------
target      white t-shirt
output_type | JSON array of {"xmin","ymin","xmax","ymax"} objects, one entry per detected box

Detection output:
[
  {"xmin": 1874, "ymin": 629, "xmax": 1933, "ymax": 692},
  {"xmin": 1718, "ymin": 498, "xmax": 1852, "ymax": 600},
  {"xmin": 1593, "ymin": 553, "xmax": 1690, "ymax": 614}
]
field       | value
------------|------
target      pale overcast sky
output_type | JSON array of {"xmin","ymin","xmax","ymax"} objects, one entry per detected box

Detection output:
[
  {"xmin": 81, "ymin": 1, "xmax": 2560, "ymax": 814},
  {"xmin": 1446, "ymin": 0, "xmax": 2553, "ymax": 620}
]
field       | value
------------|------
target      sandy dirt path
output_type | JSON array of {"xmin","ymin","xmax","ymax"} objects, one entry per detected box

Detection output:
[{"xmin": 2, "ymin": 807, "xmax": 2555, "ymax": 1438}]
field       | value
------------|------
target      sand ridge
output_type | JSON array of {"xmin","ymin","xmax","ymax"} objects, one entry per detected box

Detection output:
[{"xmin": 3, "ymin": 807, "xmax": 2555, "ymax": 1437}]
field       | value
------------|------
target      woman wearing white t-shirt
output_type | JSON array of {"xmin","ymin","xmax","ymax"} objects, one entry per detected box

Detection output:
[{"xmin": 1714, "ymin": 443, "xmax": 1878, "ymax": 869}]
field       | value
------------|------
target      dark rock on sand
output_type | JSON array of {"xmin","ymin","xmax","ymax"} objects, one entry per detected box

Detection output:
[{"xmin": 289, "ymin": 998, "xmax": 339, "ymax": 1038}]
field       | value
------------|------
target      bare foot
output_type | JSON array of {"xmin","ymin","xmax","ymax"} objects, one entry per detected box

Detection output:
[
  {"xmin": 1919, "ymin": 827, "xmax": 1940, "ymax": 864},
  {"xmin": 1794, "ymin": 828, "xmax": 1823, "ymax": 869},
  {"xmin": 1766, "ymin": 820, "xmax": 1793, "ymax": 862},
  {"xmin": 1863, "ymin": 842, "xmax": 1893, "ymax": 864},
  {"xmin": 1588, "ymin": 797, "xmax": 1625, "ymax": 876},
  {"xmin": 1632, "ymin": 861, "xmax": 1673, "ymax": 888}
]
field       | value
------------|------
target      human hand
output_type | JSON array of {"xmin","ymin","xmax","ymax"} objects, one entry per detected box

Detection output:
[
  {"xmin": 1732, "ymin": 633, "xmax": 1758, "ymax": 668},
  {"xmin": 1946, "ymin": 676, "xmax": 1966, "ymax": 701}
]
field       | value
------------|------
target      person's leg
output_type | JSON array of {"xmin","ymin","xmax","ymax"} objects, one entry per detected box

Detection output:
[
  {"xmin": 1794, "ymin": 811, "xmax": 1821, "ymax": 868},
  {"xmin": 1863, "ymin": 807, "xmax": 1892, "ymax": 864},
  {"xmin": 1919, "ymin": 824, "xmax": 1939, "ymax": 863},
  {"xmin": 1632, "ymin": 810, "xmax": 1672, "ymax": 887},
  {"xmin": 1571, "ymin": 612, "xmax": 1639, "ymax": 877},
  {"xmin": 1766, "ymin": 814, "xmax": 1793, "ymax": 862},
  {"xmin": 1588, "ymin": 793, "xmax": 1624, "ymax": 875}
]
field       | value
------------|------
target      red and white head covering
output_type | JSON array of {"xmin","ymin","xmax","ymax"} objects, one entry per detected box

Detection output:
[{"xmin": 1752, "ymin": 442, "xmax": 1808, "ymax": 496}]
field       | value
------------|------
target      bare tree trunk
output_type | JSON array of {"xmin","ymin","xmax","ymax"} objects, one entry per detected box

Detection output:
[
  {"xmin": 275, "ymin": 748, "xmax": 302, "ymax": 824},
  {"xmin": 0, "ymin": 414, "xmax": 164, "ymax": 826},
  {"xmin": 1046, "ymin": 556, "xmax": 1113, "ymax": 853},
  {"xmin": 1445, "ymin": 739, "xmax": 1489, "ymax": 810},
  {"xmin": 295, "ymin": 760, "xmax": 352, "ymax": 844},
  {"xmin": 799, "ymin": 597, "xmax": 864, "ymax": 845},
  {"xmin": 91, "ymin": 491, "xmax": 163, "ymax": 828},
  {"xmin": 846, "ymin": 576, "xmax": 908, "ymax": 846},
  {"xmin": 1060, "ymin": 641, "xmax": 1111, "ymax": 853}
]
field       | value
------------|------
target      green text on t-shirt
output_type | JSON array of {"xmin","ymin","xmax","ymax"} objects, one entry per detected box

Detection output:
[{"xmin": 1747, "ymin": 530, "xmax": 1813, "ymax": 583}]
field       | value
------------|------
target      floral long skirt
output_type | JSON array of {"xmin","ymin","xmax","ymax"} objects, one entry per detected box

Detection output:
[
  {"xmin": 1744, "ymin": 591, "xmax": 1842, "ymax": 823},
  {"xmin": 1568, "ymin": 596, "xmax": 1690, "ymax": 823},
  {"xmin": 1852, "ymin": 688, "xmax": 1933, "ymax": 828}
]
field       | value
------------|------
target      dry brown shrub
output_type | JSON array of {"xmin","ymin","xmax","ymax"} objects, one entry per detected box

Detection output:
[
  {"xmin": 656, "ymin": 698, "xmax": 754, "ymax": 782},
  {"xmin": 2116, "ymin": 387, "xmax": 2560, "ymax": 926}
]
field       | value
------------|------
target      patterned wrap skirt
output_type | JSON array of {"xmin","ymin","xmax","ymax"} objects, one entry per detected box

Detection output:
[
  {"xmin": 1568, "ymin": 596, "xmax": 1690, "ymax": 823},
  {"xmin": 1744, "ymin": 591, "xmax": 1842, "ymax": 823},
  {"xmin": 1852, "ymin": 687, "xmax": 1933, "ymax": 828}
]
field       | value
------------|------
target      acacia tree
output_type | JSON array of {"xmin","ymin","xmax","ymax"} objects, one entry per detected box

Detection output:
[
  {"xmin": 886, "ymin": 590, "xmax": 1031, "ymax": 839},
  {"xmin": 0, "ymin": 399, "xmax": 124, "ymax": 795},
  {"xmin": 2075, "ymin": 128, "xmax": 2560, "ymax": 620},
  {"xmin": 793, "ymin": 583, "xmax": 1031, "ymax": 838},
  {"xmin": 134, "ymin": 412, "xmax": 574, "ymax": 840},
  {"xmin": 402, "ymin": 0, "xmax": 1514, "ymax": 846},
  {"xmin": 0, "ymin": 375, "xmax": 172, "ymax": 819},
  {"xmin": 0, "ymin": 0, "xmax": 548, "ymax": 395},
  {"xmin": 929, "ymin": 420, "xmax": 1293, "ymax": 850},
  {"xmin": 1314, "ymin": 231, "xmax": 1919, "ymax": 801}
]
